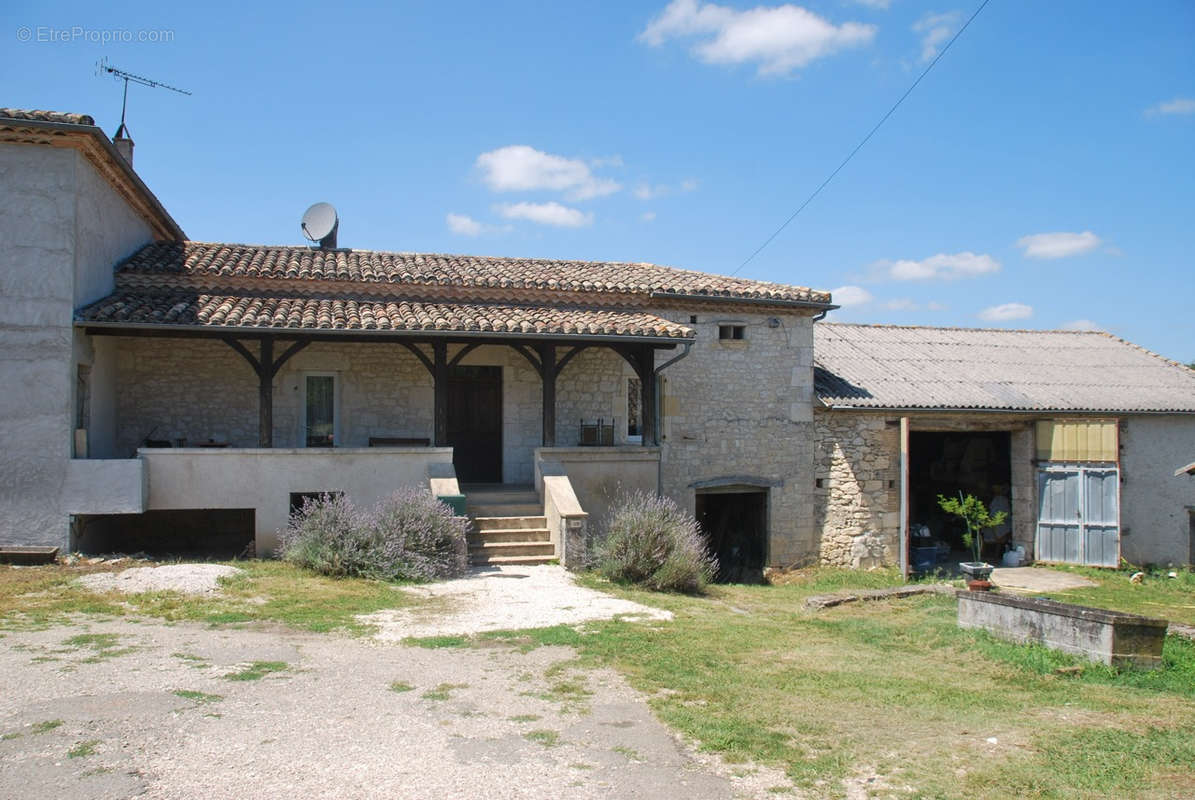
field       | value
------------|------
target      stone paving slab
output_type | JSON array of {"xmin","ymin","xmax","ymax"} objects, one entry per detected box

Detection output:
[{"xmin": 990, "ymin": 567, "xmax": 1096, "ymax": 593}]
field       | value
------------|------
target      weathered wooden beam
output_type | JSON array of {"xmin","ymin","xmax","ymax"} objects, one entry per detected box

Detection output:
[
  {"xmin": 271, "ymin": 339, "xmax": 310, "ymax": 373},
  {"xmin": 640, "ymin": 345, "xmax": 657, "ymax": 446},
  {"xmin": 433, "ymin": 341, "xmax": 448, "ymax": 447},
  {"xmin": 397, "ymin": 341, "xmax": 435, "ymax": 376},
  {"xmin": 509, "ymin": 343, "xmax": 543, "ymax": 378},
  {"xmin": 554, "ymin": 345, "xmax": 589, "ymax": 376},
  {"xmin": 258, "ymin": 337, "xmax": 274, "ymax": 448},
  {"xmin": 540, "ymin": 343, "xmax": 557, "ymax": 447},
  {"xmin": 448, "ymin": 343, "xmax": 480, "ymax": 368},
  {"xmin": 222, "ymin": 336, "xmax": 263, "ymax": 376}
]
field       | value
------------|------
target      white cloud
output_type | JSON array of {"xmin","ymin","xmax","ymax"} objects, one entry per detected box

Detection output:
[
  {"xmin": 979, "ymin": 302, "xmax": 1033, "ymax": 322},
  {"xmin": 476, "ymin": 145, "xmax": 620, "ymax": 200},
  {"xmin": 926, "ymin": 301, "xmax": 947, "ymax": 311},
  {"xmin": 853, "ymin": 0, "xmax": 891, "ymax": 8},
  {"xmin": 639, "ymin": 0, "xmax": 876, "ymax": 77},
  {"xmin": 1016, "ymin": 231, "xmax": 1101, "ymax": 259},
  {"xmin": 912, "ymin": 11, "xmax": 961, "ymax": 63},
  {"xmin": 1060, "ymin": 319, "xmax": 1103, "ymax": 331},
  {"xmin": 875, "ymin": 251, "xmax": 1000, "ymax": 281},
  {"xmin": 445, "ymin": 213, "xmax": 484, "ymax": 236},
  {"xmin": 883, "ymin": 298, "xmax": 916, "ymax": 311},
  {"xmin": 832, "ymin": 285, "xmax": 873, "ymax": 307},
  {"xmin": 641, "ymin": 211, "xmax": 658, "ymax": 222},
  {"xmin": 497, "ymin": 201, "xmax": 593, "ymax": 228},
  {"xmin": 634, "ymin": 179, "xmax": 700, "ymax": 200},
  {"xmin": 1147, "ymin": 97, "xmax": 1195, "ymax": 116}
]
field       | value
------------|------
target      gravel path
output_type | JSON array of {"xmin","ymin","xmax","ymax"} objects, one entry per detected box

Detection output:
[
  {"xmin": 0, "ymin": 617, "xmax": 773, "ymax": 799},
  {"xmin": 360, "ymin": 565, "xmax": 673, "ymax": 641},
  {"xmin": 76, "ymin": 564, "xmax": 243, "ymax": 596}
]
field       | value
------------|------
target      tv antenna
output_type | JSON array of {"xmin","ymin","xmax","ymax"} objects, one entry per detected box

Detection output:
[{"xmin": 96, "ymin": 57, "xmax": 191, "ymax": 138}]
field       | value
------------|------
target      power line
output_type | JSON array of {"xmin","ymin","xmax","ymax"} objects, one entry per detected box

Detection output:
[{"xmin": 731, "ymin": 0, "xmax": 993, "ymax": 276}]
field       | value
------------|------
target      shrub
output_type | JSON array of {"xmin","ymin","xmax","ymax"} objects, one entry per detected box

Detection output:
[
  {"xmin": 280, "ymin": 488, "xmax": 467, "ymax": 582},
  {"xmin": 598, "ymin": 491, "xmax": 716, "ymax": 593}
]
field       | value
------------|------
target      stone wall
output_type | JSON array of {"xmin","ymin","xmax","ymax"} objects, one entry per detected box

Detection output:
[
  {"xmin": 653, "ymin": 309, "xmax": 819, "ymax": 567},
  {"xmin": 813, "ymin": 410, "xmax": 901, "ymax": 568}
]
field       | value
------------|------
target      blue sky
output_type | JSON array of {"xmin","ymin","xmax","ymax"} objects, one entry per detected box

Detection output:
[{"xmin": 5, "ymin": 0, "xmax": 1193, "ymax": 361}]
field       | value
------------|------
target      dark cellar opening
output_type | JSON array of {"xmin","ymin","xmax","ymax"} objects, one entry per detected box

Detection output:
[
  {"xmin": 72, "ymin": 509, "xmax": 255, "ymax": 559},
  {"xmin": 695, "ymin": 489, "xmax": 768, "ymax": 583},
  {"xmin": 908, "ymin": 431, "xmax": 1011, "ymax": 570}
]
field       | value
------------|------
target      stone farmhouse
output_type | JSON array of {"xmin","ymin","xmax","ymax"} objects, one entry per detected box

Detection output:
[{"xmin": 2, "ymin": 107, "xmax": 1193, "ymax": 574}]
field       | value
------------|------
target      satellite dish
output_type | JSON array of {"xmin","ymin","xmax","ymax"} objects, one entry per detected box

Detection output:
[{"xmin": 301, "ymin": 202, "xmax": 339, "ymax": 249}]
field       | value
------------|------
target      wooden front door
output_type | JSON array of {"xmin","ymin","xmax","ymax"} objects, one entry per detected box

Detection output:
[{"xmin": 446, "ymin": 365, "xmax": 503, "ymax": 483}]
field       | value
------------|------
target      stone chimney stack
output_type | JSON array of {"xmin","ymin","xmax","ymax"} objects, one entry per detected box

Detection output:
[{"xmin": 113, "ymin": 124, "xmax": 134, "ymax": 167}]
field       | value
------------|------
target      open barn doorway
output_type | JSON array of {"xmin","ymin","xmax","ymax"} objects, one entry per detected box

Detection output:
[
  {"xmin": 695, "ymin": 488, "xmax": 767, "ymax": 583},
  {"xmin": 908, "ymin": 431, "xmax": 1011, "ymax": 572}
]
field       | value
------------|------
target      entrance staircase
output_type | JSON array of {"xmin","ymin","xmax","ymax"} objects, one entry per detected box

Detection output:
[{"xmin": 463, "ymin": 485, "xmax": 555, "ymax": 566}]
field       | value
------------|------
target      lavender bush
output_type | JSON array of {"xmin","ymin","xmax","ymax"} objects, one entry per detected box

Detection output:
[
  {"xmin": 598, "ymin": 490, "xmax": 717, "ymax": 593},
  {"xmin": 280, "ymin": 488, "xmax": 467, "ymax": 582}
]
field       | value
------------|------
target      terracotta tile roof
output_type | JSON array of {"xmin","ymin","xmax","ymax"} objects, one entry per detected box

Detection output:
[
  {"xmin": 814, "ymin": 323, "xmax": 1195, "ymax": 413},
  {"xmin": 78, "ymin": 290, "xmax": 694, "ymax": 339},
  {"xmin": 0, "ymin": 108, "xmax": 95, "ymax": 126},
  {"xmin": 115, "ymin": 241, "xmax": 832, "ymax": 306}
]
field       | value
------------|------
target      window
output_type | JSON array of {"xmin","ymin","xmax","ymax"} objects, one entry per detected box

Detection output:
[
  {"xmin": 304, "ymin": 373, "xmax": 336, "ymax": 447},
  {"xmin": 718, "ymin": 324, "xmax": 745, "ymax": 340},
  {"xmin": 626, "ymin": 377, "xmax": 642, "ymax": 443}
]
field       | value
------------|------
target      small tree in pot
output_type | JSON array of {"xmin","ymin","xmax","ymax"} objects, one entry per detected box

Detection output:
[{"xmin": 937, "ymin": 492, "xmax": 1008, "ymax": 584}]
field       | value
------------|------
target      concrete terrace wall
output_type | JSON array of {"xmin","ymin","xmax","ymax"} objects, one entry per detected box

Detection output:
[
  {"xmin": 0, "ymin": 143, "xmax": 151, "ymax": 547},
  {"xmin": 140, "ymin": 447, "xmax": 453, "ymax": 554},
  {"xmin": 653, "ymin": 310, "xmax": 818, "ymax": 567},
  {"xmin": 1120, "ymin": 414, "xmax": 1195, "ymax": 566}
]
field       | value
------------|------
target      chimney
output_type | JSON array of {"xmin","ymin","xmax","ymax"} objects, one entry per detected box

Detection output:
[{"xmin": 113, "ymin": 123, "xmax": 134, "ymax": 167}]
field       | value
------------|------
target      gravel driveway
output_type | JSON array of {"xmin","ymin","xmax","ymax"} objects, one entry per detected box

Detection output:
[{"xmin": 0, "ymin": 614, "xmax": 769, "ymax": 798}]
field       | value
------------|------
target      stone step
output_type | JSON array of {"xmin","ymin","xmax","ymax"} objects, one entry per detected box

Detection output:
[
  {"xmin": 463, "ymin": 485, "xmax": 537, "ymax": 501},
  {"xmin": 469, "ymin": 552, "xmax": 558, "ymax": 566},
  {"xmin": 468, "ymin": 528, "xmax": 551, "ymax": 543},
  {"xmin": 468, "ymin": 541, "xmax": 555, "ymax": 558},
  {"xmin": 468, "ymin": 503, "xmax": 544, "ymax": 518},
  {"xmin": 472, "ymin": 515, "xmax": 548, "ymax": 531}
]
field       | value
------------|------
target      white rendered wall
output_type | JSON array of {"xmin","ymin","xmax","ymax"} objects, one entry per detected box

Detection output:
[
  {"xmin": 1120, "ymin": 415, "xmax": 1195, "ymax": 566},
  {"xmin": 0, "ymin": 143, "xmax": 151, "ymax": 547}
]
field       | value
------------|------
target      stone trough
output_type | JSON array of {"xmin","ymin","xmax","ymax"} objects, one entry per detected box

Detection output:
[{"xmin": 957, "ymin": 590, "xmax": 1169, "ymax": 670}]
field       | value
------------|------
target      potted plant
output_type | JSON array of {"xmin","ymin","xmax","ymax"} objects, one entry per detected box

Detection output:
[{"xmin": 937, "ymin": 492, "xmax": 1008, "ymax": 588}]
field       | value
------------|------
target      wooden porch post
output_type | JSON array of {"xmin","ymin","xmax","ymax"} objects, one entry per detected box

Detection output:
[
  {"xmin": 258, "ymin": 337, "xmax": 274, "ymax": 448},
  {"xmin": 223, "ymin": 336, "xmax": 310, "ymax": 448},
  {"xmin": 433, "ymin": 341, "xmax": 448, "ymax": 447},
  {"xmin": 540, "ymin": 343, "xmax": 557, "ymax": 447},
  {"xmin": 639, "ymin": 344, "xmax": 657, "ymax": 446}
]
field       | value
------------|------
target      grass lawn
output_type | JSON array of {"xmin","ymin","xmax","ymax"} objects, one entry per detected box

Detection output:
[
  {"xmin": 1029, "ymin": 564, "xmax": 1195, "ymax": 626},
  {"xmin": 490, "ymin": 568, "xmax": 1195, "ymax": 799},
  {"xmin": 0, "ymin": 559, "xmax": 418, "ymax": 634}
]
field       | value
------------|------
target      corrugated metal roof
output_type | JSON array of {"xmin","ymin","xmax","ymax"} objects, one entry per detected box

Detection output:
[{"xmin": 814, "ymin": 323, "xmax": 1195, "ymax": 413}]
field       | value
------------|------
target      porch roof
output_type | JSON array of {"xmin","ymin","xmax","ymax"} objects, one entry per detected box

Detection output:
[{"xmin": 76, "ymin": 289, "xmax": 695, "ymax": 342}]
